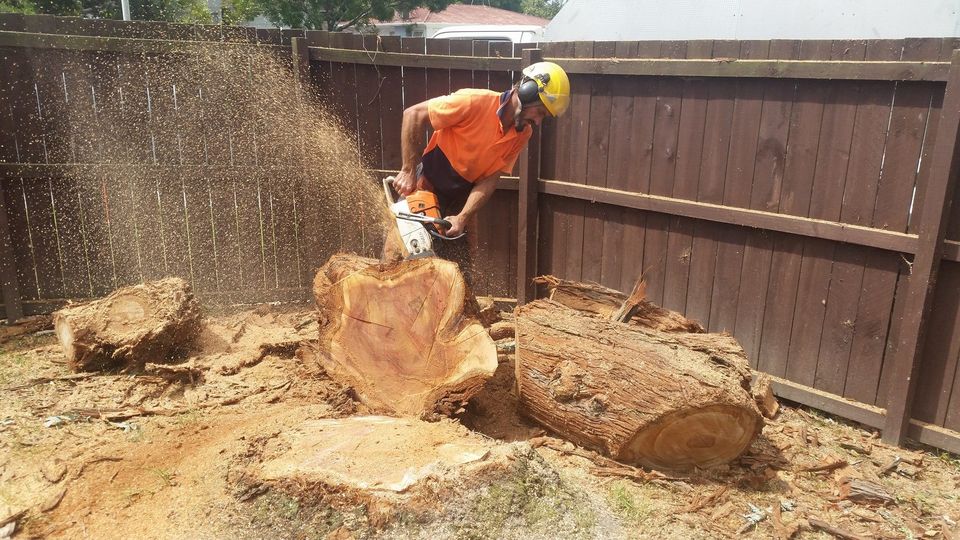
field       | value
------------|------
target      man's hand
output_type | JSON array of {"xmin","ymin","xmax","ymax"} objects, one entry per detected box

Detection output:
[
  {"xmin": 392, "ymin": 170, "xmax": 417, "ymax": 197},
  {"xmin": 443, "ymin": 214, "xmax": 466, "ymax": 237}
]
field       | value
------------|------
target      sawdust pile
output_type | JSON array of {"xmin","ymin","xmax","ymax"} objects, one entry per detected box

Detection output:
[{"xmin": 26, "ymin": 44, "xmax": 390, "ymax": 298}]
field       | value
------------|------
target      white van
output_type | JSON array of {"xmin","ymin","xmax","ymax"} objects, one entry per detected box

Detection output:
[{"xmin": 429, "ymin": 25, "xmax": 545, "ymax": 44}]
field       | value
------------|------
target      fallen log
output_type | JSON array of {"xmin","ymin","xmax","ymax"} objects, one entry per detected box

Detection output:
[
  {"xmin": 515, "ymin": 299, "xmax": 762, "ymax": 469},
  {"xmin": 53, "ymin": 278, "xmax": 202, "ymax": 372},
  {"xmin": 534, "ymin": 276, "xmax": 705, "ymax": 333},
  {"xmin": 313, "ymin": 253, "xmax": 498, "ymax": 417}
]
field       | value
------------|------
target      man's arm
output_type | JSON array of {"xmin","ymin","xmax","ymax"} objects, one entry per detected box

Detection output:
[
  {"xmin": 393, "ymin": 101, "xmax": 432, "ymax": 196},
  {"xmin": 444, "ymin": 174, "xmax": 501, "ymax": 237}
]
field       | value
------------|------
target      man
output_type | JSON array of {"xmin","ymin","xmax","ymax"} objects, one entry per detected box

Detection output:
[{"xmin": 389, "ymin": 61, "xmax": 570, "ymax": 269}]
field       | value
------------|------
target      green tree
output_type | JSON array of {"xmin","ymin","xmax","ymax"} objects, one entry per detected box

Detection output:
[
  {"xmin": 2, "ymin": 0, "xmax": 210, "ymax": 22},
  {"xmin": 467, "ymin": 0, "xmax": 521, "ymax": 12},
  {"xmin": 257, "ymin": 0, "xmax": 454, "ymax": 31},
  {"xmin": 0, "ymin": 0, "xmax": 37, "ymax": 14},
  {"xmin": 519, "ymin": 0, "xmax": 565, "ymax": 18},
  {"xmin": 220, "ymin": 0, "xmax": 259, "ymax": 25}
]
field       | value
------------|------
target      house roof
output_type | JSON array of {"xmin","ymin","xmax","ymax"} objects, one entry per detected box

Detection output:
[{"xmin": 386, "ymin": 4, "xmax": 549, "ymax": 26}]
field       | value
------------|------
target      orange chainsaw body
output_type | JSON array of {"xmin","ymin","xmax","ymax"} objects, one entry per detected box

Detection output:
[{"xmin": 405, "ymin": 190, "xmax": 443, "ymax": 231}]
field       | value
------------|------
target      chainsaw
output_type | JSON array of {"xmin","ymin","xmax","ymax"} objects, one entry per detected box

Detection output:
[{"xmin": 383, "ymin": 176, "xmax": 464, "ymax": 259}]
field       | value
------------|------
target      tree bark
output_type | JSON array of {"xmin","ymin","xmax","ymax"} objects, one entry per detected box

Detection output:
[
  {"xmin": 515, "ymin": 299, "xmax": 762, "ymax": 470},
  {"xmin": 534, "ymin": 276, "xmax": 706, "ymax": 333},
  {"xmin": 312, "ymin": 253, "xmax": 498, "ymax": 417},
  {"xmin": 53, "ymin": 277, "xmax": 202, "ymax": 372}
]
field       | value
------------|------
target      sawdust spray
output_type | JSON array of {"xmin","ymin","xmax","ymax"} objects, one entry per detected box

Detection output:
[{"xmin": 44, "ymin": 43, "xmax": 391, "ymax": 297}]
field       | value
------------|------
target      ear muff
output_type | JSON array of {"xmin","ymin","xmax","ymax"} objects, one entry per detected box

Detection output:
[{"xmin": 517, "ymin": 73, "xmax": 550, "ymax": 107}]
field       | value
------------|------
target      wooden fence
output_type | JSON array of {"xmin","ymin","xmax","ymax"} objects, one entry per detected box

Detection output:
[{"xmin": 1, "ymin": 14, "xmax": 960, "ymax": 453}]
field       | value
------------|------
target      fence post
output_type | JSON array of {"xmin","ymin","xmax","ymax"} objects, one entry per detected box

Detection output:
[
  {"xmin": 516, "ymin": 48, "xmax": 543, "ymax": 305},
  {"xmin": 0, "ymin": 180, "xmax": 23, "ymax": 323},
  {"xmin": 291, "ymin": 36, "xmax": 310, "ymax": 89},
  {"xmin": 882, "ymin": 48, "xmax": 960, "ymax": 445}
]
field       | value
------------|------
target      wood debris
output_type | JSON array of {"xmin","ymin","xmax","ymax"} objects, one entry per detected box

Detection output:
[
  {"xmin": 838, "ymin": 442, "xmax": 872, "ymax": 456},
  {"xmin": 40, "ymin": 461, "xmax": 67, "ymax": 484},
  {"xmin": 0, "ymin": 509, "xmax": 26, "ymax": 529},
  {"xmin": 839, "ymin": 477, "xmax": 896, "ymax": 506},
  {"xmin": 797, "ymin": 458, "xmax": 847, "ymax": 474},
  {"xmin": 752, "ymin": 373, "xmax": 780, "ymax": 419},
  {"xmin": 529, "ymin": 436, "xmax": 683, "ymax": 486},
  {"xmin": 879, "ymin": 456, "xmax": 902, "ymax": 476},
  {"xmin": 683, "ymin": 486, "xmax": 729, "ymax": 513},
  {"xmin": 771, "ymin": 503, "xmax": 800, "ymax": 540},
  {"xmin": 144, "ymin": 361, "xmax": 205, "ymax": 384},
  {"xmin": 807, "ymin": 517, "xmax": 869, "ymax": 540},
  {"xmin": 3, "ymin": 373, "xmax": 97, "ymax": 391},
  {"xmin": 39, "ymin": 487, "xmax": 67, "ymax": 512}
]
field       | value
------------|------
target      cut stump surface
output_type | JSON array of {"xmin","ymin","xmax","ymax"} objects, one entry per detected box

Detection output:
[{"xmin": 313, "ymin": 254, "xmax": 497, "ymax": 417}]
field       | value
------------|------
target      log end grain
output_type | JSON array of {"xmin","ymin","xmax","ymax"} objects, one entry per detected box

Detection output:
[{"xmin": 620, "ymin": 403, "xmax": 761, "ymax": 469}]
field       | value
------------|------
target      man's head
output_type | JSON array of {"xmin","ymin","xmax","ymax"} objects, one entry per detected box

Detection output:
[{"xmin": 516, "ymin": 61, "xmax": 570, "ymax": 122}]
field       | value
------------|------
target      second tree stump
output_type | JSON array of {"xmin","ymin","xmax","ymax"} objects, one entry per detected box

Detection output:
[{"xmin": 53, "ymin": 277, "xmax": 202, "ymax": 372}]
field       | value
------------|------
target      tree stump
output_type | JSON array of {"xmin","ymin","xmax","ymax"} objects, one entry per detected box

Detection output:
[
  {"xmin": 515, "ymin": 299, "xmax": 762, "ymax": 470},
  {"xmin": 312, "ymin": 253, "xmax": 498, "ymax": 417},
  {"xmin": 53, "ymin": 278, "xmax": 202, "ymax": 372}
]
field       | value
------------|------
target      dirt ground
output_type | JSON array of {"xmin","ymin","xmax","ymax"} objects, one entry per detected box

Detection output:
[{"xmin": 1, "ymin": 303, "xmax": 959, "ymax": 539}]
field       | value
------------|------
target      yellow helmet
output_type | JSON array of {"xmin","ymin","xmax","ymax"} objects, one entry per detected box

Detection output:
[{"xmin": 518, "ymin": 61, "xmax": 570, "ymax": 117}]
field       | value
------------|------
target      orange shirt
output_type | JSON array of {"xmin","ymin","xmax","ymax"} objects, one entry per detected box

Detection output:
[{"xmin": 425, "ymin": 89, "xmax": 532, "ymax": 182}]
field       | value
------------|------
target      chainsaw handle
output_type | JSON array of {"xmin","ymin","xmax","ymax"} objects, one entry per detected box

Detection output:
[{"xmin": 382, "ymin": 176, "xmax": 397, "ymax": 204}]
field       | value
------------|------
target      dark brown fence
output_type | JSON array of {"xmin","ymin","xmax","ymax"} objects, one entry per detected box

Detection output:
[{"xmin": 1, "ymin": 14, "xmax": 960, "ymax": 454}]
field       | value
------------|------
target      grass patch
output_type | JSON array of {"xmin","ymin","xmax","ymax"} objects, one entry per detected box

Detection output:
[
  {"xmin": 451, "ymin": 447, "xmax": 597, "ymax": 539},
  {"xmin": 149, "ymin": 467, "xmax": 177, "ymax": 487},
  {"xmin": 935, "ymin": 450, "xmax": 960, "ymax": 472},
  {"xmin": 606, "ymin": 481, "xmax": 651, "ymax": 525}
]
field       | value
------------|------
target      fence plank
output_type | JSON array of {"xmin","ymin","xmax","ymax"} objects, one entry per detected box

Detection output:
[
  {"xmin": 689, "ymin": 40, "xmax": 741, "ymax": 327},
  {"xmin": 708, "ymin": 40, "xmax": 769, "ymax": 334},
  {"xmin": 599, "ymin": 41, "xmax": 637, "ymax": 291},
  {"xmin": 0, "ymin": 48, "xmax": 18, "ymax": 163},
  {"xmin": 759, "ymin": 40, "xmax": 830, "ymax": 380},
  {"xmin": 4, "ymin": 178, "xmax": 40, "ymax": 299},
  {"xmin": 616, "ymin": 41, "xmax": 660, "ymax": 293},
  {"xmin": 468, "ymin": 39, "xmax": 495, "ymax": 295},
  {"xmin": 644, "ymin": 41, "xmax": 686, "ymax": 308},
  {"xmin": 785, "ymin": 40, "xmax": 865, "ymax": 389},
  {"xmin": 662, "ymin": 40, "xmax": 710, "ymax": 317},
  {"xmin": 745, "ymin": 39, "xmax": 799, "ymax": 370},
  {"xmin": 484, "ymin": 40, "xmax": 517, "ymax": 297},
  {"xmin": 0, "ymin": 177, "xmax": 23, "ymax": 321},
  {"xmin": 539, "ymin": 40, "xmax": 575, "ymax": 284},
  {"xmin": 517, "ymin": 47, "xmax": 542, "ymax": 303},
  {"xmin": 582, "ymin": 41, "xmax": 615, "ymax": 287},
  {"xmin": 814, "ymin": 40, "xmax": 902, "ymax": 399},
  {"xmin": 355, "ymin": 34, "xmax": 383, "ymax": 170},
  {"xmin": 875, "ymin": 38, "xmax": 945, "ymax": 409},
  {"xmin": 378, "ymin": 36, "xmax": 403, "ymax": 171}
]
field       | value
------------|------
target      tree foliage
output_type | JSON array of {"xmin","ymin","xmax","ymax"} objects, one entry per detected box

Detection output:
[
  {"xmin": 518, "ymin": 0, "xmax": 565, "ymax": 19},
  {"xmin": 257, "ymin": 0, "xmax": 454, "ymax": 31},
  {"xmin": 456, "ymin": 0, "xmax": 566, "ymax": 18},
  {"xmin": 1, "ymin": 0, "xmax": 210, "ymax": 22}
]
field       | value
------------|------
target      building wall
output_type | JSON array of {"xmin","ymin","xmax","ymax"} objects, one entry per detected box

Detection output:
[{"xmin": 546, "ymin": 0, "xmax": 960, "ymax": 41}]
